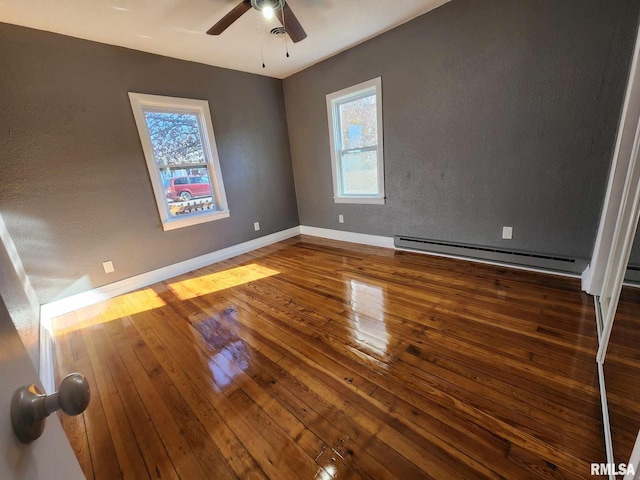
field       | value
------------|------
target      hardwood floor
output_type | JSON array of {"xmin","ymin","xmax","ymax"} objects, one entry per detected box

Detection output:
[
  {"xmin": 604, "ymin": 285, "xmax": 640, "ymax": 465},
  {"xmin": 52, "ymin": 235, "xmax": 606, "ymax": 479}
]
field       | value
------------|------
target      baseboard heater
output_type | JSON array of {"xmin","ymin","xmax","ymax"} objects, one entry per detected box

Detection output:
[
  {"xmin": 625, "ymin": 264, "xmax": 640, "ymax": 284},
  {"xmin": 394, "ymin": 235, "xmax": 588, "ymax": 274}
]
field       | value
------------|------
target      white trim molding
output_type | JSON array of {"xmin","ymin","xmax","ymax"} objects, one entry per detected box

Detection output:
[
  {"xmin": 598, "ymin": 361, "xmax": 616, "ymax": 480},
  {"xmin": 333, "ymin": 197, "xmax": 385, "ymax": 205},
  {"xmin": 38, "ymin": 224, "xmax": 588, "ymax": 392},
  {"xmin": 584, "ymin": 20, "xmax": 640, "ymax": 295},
  {"xmin": 326, "ymin": 77, "xmax": 385, "ymax": 205},
  {"xmin": 625, "ymin": 430, "xmax": 640, "ymax": 480},
  {"xmin": 128, "ymin": 92, "xmax": 230, "ymax": 232},
  {"xmin": 299, "ymin": 226, "xmax": 581, "ymax": 278},
  {"xmin": 39, "ymin": 226, "xmax": 301, "ymax": 390},
  {"xmin": 40, "ymin": 226, "xmax": 301, "ymax": 323},
  {"xmin": 39, "ymin": 325, "xmax": 56, "ymax": 394},
  {"xmin": 299, "ymin": 226, "xmax": 394, "ymax": 248}
]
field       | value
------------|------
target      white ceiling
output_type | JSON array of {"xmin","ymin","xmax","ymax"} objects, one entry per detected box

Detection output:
[{"xmin": 0, "ymin": 0, "xmax": 449, "ymax": 79}]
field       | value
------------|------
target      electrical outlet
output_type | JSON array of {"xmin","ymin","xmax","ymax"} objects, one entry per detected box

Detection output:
[
  {"xmin": 339, "ymin": 214, "xmax": 344, "ymax": 223},
  {"xmin": 502, "ymin": 226, "xmax": 513, "ymax": 240},
  {"xmin": 254, "ymin": 222, "xmax": 260, "ymax": 231},
  {"xmin": 102, "ymin": 261, "xmax": 115, "ymax": 274}
]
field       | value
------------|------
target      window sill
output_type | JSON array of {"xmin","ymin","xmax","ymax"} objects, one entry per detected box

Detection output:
[
  {"xmin": 162, "ymin": 210, "xmax": 230, "ymax": 231},
  {"xmin": 334, "ymin": 197, "xmax": 385, "ymax": 205}
]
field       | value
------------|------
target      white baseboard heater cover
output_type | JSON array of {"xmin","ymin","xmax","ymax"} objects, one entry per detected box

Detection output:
[{"xmin": 394, "ymin": 235, "xmax": 588, "ymax": 274}]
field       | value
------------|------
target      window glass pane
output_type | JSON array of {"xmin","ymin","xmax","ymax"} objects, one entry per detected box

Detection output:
[
  {"xmin": 161, "ymin": 166, "xmax": 216, "ymax": 218},
  {"xmin": 143, "ymin": 111, "xmax": 206, "ymax": 166},
  {"xmin": 340, "ymin": 150, "xmax": 378, "ymax": 195},
  {"xmin": 338, "ymin": 94, "xmax": 377, "ymax": 150}
]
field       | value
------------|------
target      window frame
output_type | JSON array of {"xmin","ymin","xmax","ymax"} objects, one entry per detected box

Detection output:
[
  {"xmin": 326, "ymin": 77, "xmax": 385, "ymax": 205},
  {"xmin": 128, "ymin": 92, "xmax": 229, "ymax": 231}
]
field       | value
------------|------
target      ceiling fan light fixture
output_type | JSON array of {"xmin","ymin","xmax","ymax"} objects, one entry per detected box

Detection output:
[
  {"xmin": 207, "ymin": 0, "xmax": 306, "ymax": 44},
  {"xmin": 251, "ymin": 0, "xmax": 284, "ymax": 17},
  {"xmin": 262, "ymin": 6, "xmax": 274, "ymax": 19}
]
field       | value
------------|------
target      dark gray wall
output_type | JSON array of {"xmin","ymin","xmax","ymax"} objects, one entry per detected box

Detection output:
[
  {"xmin": 284, "ymin": 0, "xmax": 640, "ymax": 260},
  {"xmin": 0, "ymin": 22, "xmax": 299, "ymax": 304},
  {"xmin": 0, "ymin": 215, "xmax": 40, "ymax": 368}
]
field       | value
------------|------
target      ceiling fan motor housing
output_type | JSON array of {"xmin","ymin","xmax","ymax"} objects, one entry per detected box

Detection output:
[{"xmin": 251, "ymin": 0, "xmax": 285, "ymax": 12}]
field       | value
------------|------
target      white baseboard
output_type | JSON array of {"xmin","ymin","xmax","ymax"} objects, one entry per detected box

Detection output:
[
  {"xmin": 40, "ymin": 225, "xmax": 580, "ymax": 324},
  {"xmin": 299, "ymin": 226, "xmax": 395, "ymax": 248},
  {"xmin": 39, "ymin": 323, "xmax": 56, "ymax": 394},
  {"xmin": 40, "ymin": 226, "xmax": 301, "ymax": 323},
  {"xmin": 299, "ymin": 226, "xmax": 581, "ymax": 278},
  {"xmin": 38, "ymin": 223, "xmax": 580, "ymax": 390},
  {"xmin": 38, "ymin": 226, "xmax": 302, "ymax": 390}
]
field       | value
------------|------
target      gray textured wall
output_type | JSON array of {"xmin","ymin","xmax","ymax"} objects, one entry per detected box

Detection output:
[
  {"xmin": 0, "ymin": 22, "xmax": 299, "ymax": 304},
  {"xmin": 284, "ymin": 0, "xmax": 640, "ymax": 260},
  {"xmin": 0, "ymin": 214, "xmax": 40, "ymax": 368}
]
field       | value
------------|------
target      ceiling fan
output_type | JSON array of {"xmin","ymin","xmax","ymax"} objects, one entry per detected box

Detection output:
[{"xmin": 207, "ymin": 0, "xmax": 307, "ymax": 43}]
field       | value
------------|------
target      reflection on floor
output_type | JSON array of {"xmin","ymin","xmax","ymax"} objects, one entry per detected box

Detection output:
[
  {"xmin": 604, "ymin": 285, "xmax": 640, "ymax": 465},
  {"xmin": 52, "ymin": 235, "xmax": 604, "ymax": 479}
]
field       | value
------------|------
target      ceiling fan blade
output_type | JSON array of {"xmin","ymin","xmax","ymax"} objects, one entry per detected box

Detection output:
[
  {"xmin": 277, "ymin": 3, "xmax": 307, "ymax": 43},
  {"xmin": 207, "ymin": 1, "xmax": 252, "ymax": 35}
]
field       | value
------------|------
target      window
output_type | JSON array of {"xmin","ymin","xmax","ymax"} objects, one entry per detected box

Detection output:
[
  {"xmin": 128, "ymin": 93, "xmax": 229, "ymax": 231},
  {"xmin": 326, "ymin": 77, "xmax": 384, "ymax": 204}
]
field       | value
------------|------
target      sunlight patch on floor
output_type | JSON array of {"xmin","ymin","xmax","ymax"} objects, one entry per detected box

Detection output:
[
  {"xmin": 53, "ymin": 288, "xmax": 166, "ymax": 335},
  {"xmin": 167, "ymin": 263, "xmax": 280, "ymax": 300}
]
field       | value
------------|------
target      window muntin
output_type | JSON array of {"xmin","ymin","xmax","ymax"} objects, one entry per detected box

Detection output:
[
  {"xmin": 327, "ymin": 78, "xmax": 384, "ymax": 205},
  {"xmin": 129, "ymin": 93, "xmax": 229, "ymax": 231}
]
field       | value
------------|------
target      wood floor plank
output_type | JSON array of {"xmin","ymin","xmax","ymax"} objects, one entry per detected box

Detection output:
[
  {"xmin": 51, "ymin": 235, "xmax": 607, "ymax": 479},
  {"xmin": 186, "ymin": 295, "xmax": 432, "ymax": 479},
  {"xmin": 87, "ymin": 323, "xmax": 181, "ymax": 480},
  {"xmin": 54, "ymin": 324, "xmax": 93, "ymax": 479},
  {"xmin": 128, "ymin": 304, "xmax": 311, "ymax": 480},
  {"xmin": 604, "ymin": 285, "xmax": 640, "ymax": 464},
  {"xmin": 69, "ymin": 329, "xmax": 122, "ymax": 480},
  {"xmin": 78, "ymin": 322, "xmax": 150, "ymax": 480},
  {"xmin": 102, "ymin": 318, "xmax": 214, "ymax": 480},
  {"xmin": 194, "ymin": 292, "xmax": 576, "ymax": 475},
  {"xmin": 117, "ymin": 316, "xmax": 244, "ymax": 480},
  {"xmin": 215, "ymin": 274, "xmax": 604, "ymax": 462},
  {"xmin": 126, "ymin": 312, "xmax": 269, "ymax": 480},
  {"xmin": 150, "ymin": 298, "xmax": 328, "ymax": 467}
]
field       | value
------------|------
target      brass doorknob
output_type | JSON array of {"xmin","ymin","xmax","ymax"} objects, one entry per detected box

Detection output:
[{"xmin": 11, "ymin": 373, "xmax": 90, "ymax": 443}]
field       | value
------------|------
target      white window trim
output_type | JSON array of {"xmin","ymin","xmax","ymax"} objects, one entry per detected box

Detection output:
[
  {"xmin": 326, "ymin": 77, "xmax": 385, "ymax": 205},
  {"xmin": 128, "ymin": 92, "xmax": 229, "ymax": 231}
]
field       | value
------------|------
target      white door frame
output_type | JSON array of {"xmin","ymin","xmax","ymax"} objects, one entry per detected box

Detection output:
[
  {"xmin": 583, "ymin": 19, "xmax": 640, "ymax": 480},
  {"xmin": 584, "ymin": 21, "xmax": 640, "ymax": 298}
]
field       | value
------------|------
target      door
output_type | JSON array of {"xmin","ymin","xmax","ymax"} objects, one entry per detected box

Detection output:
[{"xmin": 0, "ymin": 295, "xmax": 84, "ymax": 480}]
